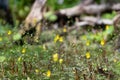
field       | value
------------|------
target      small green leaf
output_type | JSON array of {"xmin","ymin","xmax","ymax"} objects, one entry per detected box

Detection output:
[
  {"xmin": 19, "ymin": 9, "xmax": 25, "ymax": 17},
  {"xmin": 13, "ymin": 33, "xmax": 22, "ymax": 41},
  {"xmin": 0, "ymin": 56, "xmax": 6, "ymax": 62},
  {"xmin": 44, "ymin": 11, "xmax": 53, "ymax": 18},
  {"xmin": 49, "ymin": 15, "xmax": 57, "ymax": 21},
  {"xmin": 44, "ymin": 11, "xmax": 57, "ymax": 21}
]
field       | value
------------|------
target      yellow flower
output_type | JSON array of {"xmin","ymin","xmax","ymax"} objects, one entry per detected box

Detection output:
[
  {"xmin": 54, "ymin": 35, "xmax": 60, "ymax": 43},
  {"xmin": 86, "ymin": 52, "xmax": 90, "ymax": 59},
  {"xmin": 21, "ymin": 48, "xmax": 26, "ymax": 54},
  {"xmin": 63, "ymin": 27, "xmax": 67, "ymax": 32},
  {"xmin": 53, "ymin": 53, "xmax": 58, "ymax": 62},
  {"xmin": 106, "ymin": 25, "xmax": 109, "ymax": 30},
  {"xmin": 35, "ymin": 69, "xmax": 39, "ymax": 73},
  {"xmin": 59, "ymin": 58, "xmax": 63, "ymax": 64},
  {"xmin": 113, "ymin": 59, "xmax": 117, "ymax": 63},
  {"xmin": 7, "ymin": 30, "xmax": 12, "ymax": 35},
  {"xmin": 59, "ymin": 37, "xmax": 63, "ymax": 42},
  {"xmin": 0, "ymin": 37, "xmax": 2, "ymax": 41},
  {"xmin": 86, "ymin": 41, "xmax": 90, "ymax": 46},
  {"xmin": 100, "ymin": 39, "xmax": 105, "ymax": 46},
  {"xmin": 46, "ymin": 70, "xmax": 51, "ymax": 77}
]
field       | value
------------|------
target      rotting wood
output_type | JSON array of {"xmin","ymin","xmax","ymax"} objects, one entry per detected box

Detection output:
[{"xmin": 18, "ymin": 0, "xmax": 47, "ymax": 42}]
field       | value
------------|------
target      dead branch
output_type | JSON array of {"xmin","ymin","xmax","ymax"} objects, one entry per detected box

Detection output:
[
  {"xmin": 18, "ymin": 0, "xmax": 47, "ymax": 41},
  {"xmin": 56, "ymin": 3, "xmax": 112, "ymax": 18},
  {"xmin": 75, "ymin": 16, "xmax": 113, "ymax": 27}
]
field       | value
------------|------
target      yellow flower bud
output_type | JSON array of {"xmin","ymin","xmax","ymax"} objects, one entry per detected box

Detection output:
[{"xmin": 53, "ymin": 53, "xmax": 58, "ymax": 62}]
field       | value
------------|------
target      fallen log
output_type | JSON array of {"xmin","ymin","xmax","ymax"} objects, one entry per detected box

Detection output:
[
  {"xmin": 75, "ymin": 16, "xmax": 113, "ymax": 27},
  {"xmin": 18, "ymin": 0, "xmax": 47, "ymax": 42}
]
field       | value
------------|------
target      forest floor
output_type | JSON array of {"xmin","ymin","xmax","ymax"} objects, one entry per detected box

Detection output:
[{"xmin": 0, "ymin": 22, "xmax": 120, "ymax": 80}]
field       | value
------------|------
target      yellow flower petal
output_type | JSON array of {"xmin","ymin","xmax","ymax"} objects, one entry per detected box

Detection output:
[
  {"xmin": 59, "ymin": 58, "xmax": 63, "ymax": 64},
  {"xmin": 46, "ymin": 70, "xmax": 51, "ymax": 77},
  {"xmin": 86, "ymin": 41, "xmax": 90, "ymax": 46},
  {"xmin": 53, "ymin": 53, "xmax": 58, "ymax": 62},
  {"xmin": 106, "ymin": 25, "xmax": 109, "ymax": 30},
  {"xmin": 54, "ymin": 35, "xmax": 60, "ymax": 43},
  {"xmin": 7, "ymin": 30, "xmax": 12, "ymax": 35},
  {"xmin": 21, "ymin": 48, "xmax": 26, "ymax": 54},
  {"xmin": 101, "ymin": 39, "xmax": 105, "ymax": 46},
  {"xmin": 59, "ymin": 37, "xmax": 63, "ymax": 42},
  {"xmin": 35, "ymin": 69, "xmax": 39, "ymax": 73},
  {"xmin": 86, "ymin": 52, "xmax": 90, "ymax": 59}
]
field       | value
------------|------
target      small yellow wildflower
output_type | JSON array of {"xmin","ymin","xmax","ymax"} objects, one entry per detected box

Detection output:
[
  {"xmin": 59, "ymin": 58, "xmax": 63, "ymax": 64},
  {"xmin": 53, "ymin": 53, "xmax": 58, "ymax": 62},
  {"xmin": 63, "ymin": 27, "xmax": 67, "ymax": 32},
  {"xmin": 86, "ymin": 52, "xmax": 90, "ymax": 59},
  {"xmin": 46, "ymin": 70, "xmax": 51, "ymax": 77},
  {"xmin": 54, "ymin": 35, "xmax": 60, "ymax": 43},
  {"xmin": 113, "ymin": 59, "xmax": 117, "ymax": 63},
  {"xmin": 59, "ymin": 37, "xmax": 63, "ymax": 42},
  {"xmin": 21, "ymin": 48, "xmax": 26, "ymax": 54},
  {"xmin": 86, "ymin": 41, "xmax": 90, "ymax": 46},
  {"xmin": 35, "ymin": 69, "xmax": 39, "ymax": 73},
  {"xmin": 0, "ymin": 37, "xmax": 2, "ymax": 41},
  {"xmin": 7, "ymin": 30, "xmax": 12, "ymax": 35},
  {"xmin": 100, "ymin": 39, "xmax": 105, "ymax": 46},
  {"xmin": 106, "ymin": 25, "xmax": 109, "ymax": 30}
]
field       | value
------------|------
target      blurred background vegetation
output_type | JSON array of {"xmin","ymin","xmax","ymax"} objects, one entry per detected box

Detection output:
[{"xmin": 9, "ymin": 0, "xmax": 82, "ymax": 25}]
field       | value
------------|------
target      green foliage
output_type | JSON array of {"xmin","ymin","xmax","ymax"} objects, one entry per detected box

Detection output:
[
  {"xmin": 13, "ymin": 33, "xmax": 22, "ymax": 41},
  {"xmin": 9, "ymin": 0, "xmax": 33, "ymax": 24},
  {"xmin": 0, "ymin": 23, "xmax": 120, "ymax": 79},
  {"xmin": 0, "ymin": 56, "xmax": 6, "ymax": 62},
  {"xmin": 47, "ymin": 0, "xmax": 80, "ymax": 10},
  {"xmin": 44, "ymin": 11, "xmax": 57, "ymax": 21},
  {"xmin": 102, "ymin": 11, "xmax": 116, "ymax": 19}
]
